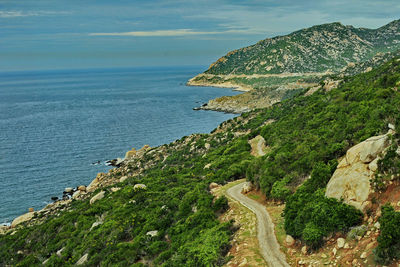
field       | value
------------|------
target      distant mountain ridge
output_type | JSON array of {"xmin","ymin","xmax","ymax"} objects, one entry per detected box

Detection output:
[
  {"xmin": 188, "ymin": 20, "xmax": 400, "ymax": 113},
  {"xmin": 204, "ymin": 19, "xmax": 400, "ymax": 75}
]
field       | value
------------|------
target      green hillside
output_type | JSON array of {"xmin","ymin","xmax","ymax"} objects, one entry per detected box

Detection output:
[
  {"xmin": 1, "ymin": 49, "xmax": 400, "ymax": 266},
  {"xmin": 205, "ymin": 20, "xmax": 400, "ymax": 75}
]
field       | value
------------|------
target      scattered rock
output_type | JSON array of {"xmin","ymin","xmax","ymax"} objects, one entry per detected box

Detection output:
[
  {"xmin": 90, "ymin": 191, "xmax": 105, "ymax": 205},
  {"xmin": 125, "ymin": 148, "xmax": 137, "ymax": 159},
  {"xmin": 241, "ymin": 182, "xmax": 253, "ymax": 194},
  {"xmin": 146, "ymin": 230, "xmax": 158, "ymax": 237},
  {"xmin": 56, "ymin": 247, "xmax": 65, "ymax": 257},
  {"xmin": 374, "ymin": 222, "xmax": 380, "ymax": 229},
  {"xmin": 239, "ymin": 258, "xmax": 247, "ymax": 266},
  {"xmin": 78, "ymin": 185, "xmax": 86, "ymax": 192},
  {"xmin": 333, "ymin": 247, "xmax": 337, "ymax": 256},
  {"xmin": 72, "ymin": 190, "xmax": 83, "ymax": 200},
  {"xmin": 0, "ymin": 225, "xmax": 10, "ymax": 235},
  {"xmin": 119, "ymin": 176, "xmax": 128, "ymax": 183},
  {"xmin": 87, "ymin": 173, "xmax": 105, "ymax": 192},
  {"xmin": 301, "ymin": 245, "xmax": 308, "ymax": 255},
  {"xmin": 133, "ymin": 184, "xmax": 147, "ymax": 190},
  {"xmin": 90, "ymin": 221, "xmax": 103, "ymax": 231},
  {"xmin": 110, "ymin": 187, "xmax": 121, "ymax": 193},
  {"xmin": 209, "ymin": 182, "xmax": 219, "ymax": 189},
  {"xmin": 344, "ymin": 243, "xmax": 350, "ymax": 249},
  {"xmin": 64, "ymin": 187, "xmax": 74, "ymax": 193},
  {"xmin": 366, "ymin": 241, "xmax": 376, "ymax": 250},
  {"xmin": 205, "ymin": 143, "xmax": 211, "ymax": 150},
  {"xmin": 321, "ymin": 253, "xmax": 327, "ymax": 258},
  {"xmin": 286, "ymin": 235, "xmax": 295, "ymax": 247},
  {"xmin": 204, "ymin": 163, "xmax": 212, "ymax": 169},
  {"xmin": 337, "ymin": 237, "xmax": 345, "ymax": 248},
  {"xmin": 76, "ymin": 253, "xmax": 89, "ymax": 265},
  {"xmin": 360, "ymin": 252, "xmax": 367, "ymax": 259}
]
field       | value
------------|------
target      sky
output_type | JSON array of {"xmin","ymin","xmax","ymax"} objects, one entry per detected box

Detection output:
[{"xmin": 0, "ymin": 0, "xmax": 399, "ymax": 72}]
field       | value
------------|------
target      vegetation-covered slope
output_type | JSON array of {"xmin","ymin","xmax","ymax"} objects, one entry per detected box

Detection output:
[
  {"xmin": 1, "ymin": 52, "xmax": 400, "ymax": 267},
  {"xmin": 205, "ymin": 20, "xmax": 400, "ymax": 75},
  {"xmin": 188, "ymin": 20, "xmax": 400, "ymax": 113}
]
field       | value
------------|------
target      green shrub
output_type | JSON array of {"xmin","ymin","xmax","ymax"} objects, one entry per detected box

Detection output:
[
  {"xmin": 270, "ymin": 176, "xmax": 292, "ymax": 201},
  {"xmin": 374, "ymin": 204, "xmax": 400, "ymax": 264}
]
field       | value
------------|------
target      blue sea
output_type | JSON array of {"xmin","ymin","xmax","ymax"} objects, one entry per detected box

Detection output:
[{"xmin": 0, "ymin": 66, "xmax": 238, "ymax": 224}]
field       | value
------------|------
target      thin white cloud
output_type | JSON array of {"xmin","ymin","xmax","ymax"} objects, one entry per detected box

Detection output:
[
  {"xmin": 0, "ymin": 10, "xmax": 69, "ymax": 18},
  {"xmin": 89, "ymin": 28, "xmax": 261, "ymax": 37}
]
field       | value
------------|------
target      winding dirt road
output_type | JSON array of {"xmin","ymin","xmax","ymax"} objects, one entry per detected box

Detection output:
[{"xmin": 227, "ymin": 182, "xmax": 290, "ymax": 267}]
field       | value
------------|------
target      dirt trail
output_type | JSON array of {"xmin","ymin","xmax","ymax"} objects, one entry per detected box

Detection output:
[{"xmin": 226, "ymin": 182, "xmax": 290, "ymax": 267}]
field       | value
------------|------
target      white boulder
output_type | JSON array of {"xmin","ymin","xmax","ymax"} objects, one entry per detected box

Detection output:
[{"xmin": 90, "ymin": 191, "xmax": 105, "ymax": 205}]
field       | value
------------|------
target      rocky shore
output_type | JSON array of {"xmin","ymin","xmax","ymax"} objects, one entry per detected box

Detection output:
[
  {"xmin": 187, "ymin": 73, "xmax": 320, "ymax": 114},
  {"xmin": 0, "ymin": 144, "xmax": 157, "ymax": 234}
]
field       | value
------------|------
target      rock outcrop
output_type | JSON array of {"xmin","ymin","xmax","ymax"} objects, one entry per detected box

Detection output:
[
  {"xmin": 11, "ymin": 211, "xmax": 35, "ymax": 228},
  {"xmin": 326, "ymin": 131, "xmax": 392, "ymax": 211}
]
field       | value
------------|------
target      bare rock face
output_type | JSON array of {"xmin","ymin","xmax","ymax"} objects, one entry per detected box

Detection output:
[{"xmin": 326, "ymin": 132, "xmax": 391, "ymax": 211}]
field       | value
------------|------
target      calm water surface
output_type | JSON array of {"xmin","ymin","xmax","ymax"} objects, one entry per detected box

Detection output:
[{"xmin": 0, "ymin": 66, "xmax": 238, "ymax": 223}]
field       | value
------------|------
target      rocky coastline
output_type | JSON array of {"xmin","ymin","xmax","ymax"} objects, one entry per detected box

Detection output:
[{"xmin": 0, "ymin": 144, "xmax": 156, "ymax": 235}]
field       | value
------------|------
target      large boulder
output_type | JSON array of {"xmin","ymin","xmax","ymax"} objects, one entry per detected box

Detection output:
[
  {"xmin": 326, "ymin": 132, "xmax": 391, "ymax": 211},
  {"xmin": 11, "ymin": 211, "xmax": 35, "ymax": 227}
]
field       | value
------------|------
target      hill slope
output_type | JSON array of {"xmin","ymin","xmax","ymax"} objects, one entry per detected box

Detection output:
[
  {"xmin": 188, "ymin": 20, "xmax": 400, "ymax": 113},
  {"xmin": 205, "ymin": 20, "xmax": 400, "ymax": 75}
]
